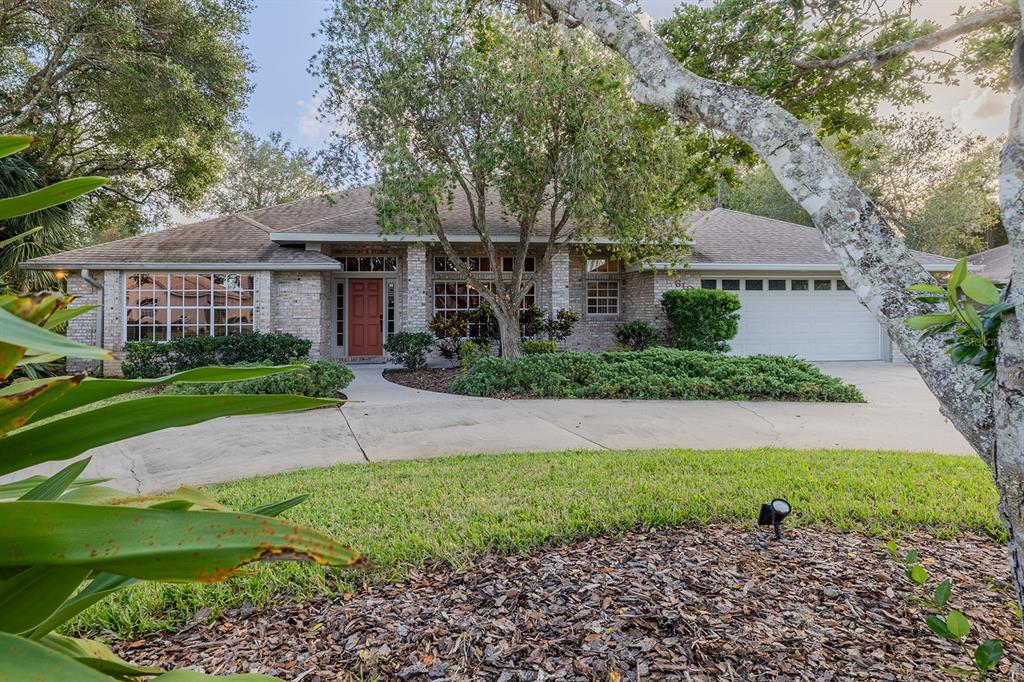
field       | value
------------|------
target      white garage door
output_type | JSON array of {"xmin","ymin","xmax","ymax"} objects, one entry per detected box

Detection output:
[{"xmin": 700, "ymin": 276, "xmax": 883, "ymax": 361}]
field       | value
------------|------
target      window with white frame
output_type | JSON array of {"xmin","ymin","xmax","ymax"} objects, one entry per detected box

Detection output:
[
  {"xmin": 586, "ymin": 280, "xmax": 619, "ymax": 315},
  {"xmin": 338, "ymin": 256, "xmax": 397, "ymax": 272},
  {"xmin": 434, "ymin": 256, "xmax": 491, "ymax": 272},
  {"xmin": 501, "ymin": 256, "xmax": 535, "ymax": 272},
  {"xmin": 125, "ymin": 273, "xmax": 255, "ymax": 342},
  {"xmin": 433, "ymin": 281, "xmax": 535, "ymax": 336},
  {"xmin": 586, "ymin": 258, "xmax": 620, "ymax": 273}
]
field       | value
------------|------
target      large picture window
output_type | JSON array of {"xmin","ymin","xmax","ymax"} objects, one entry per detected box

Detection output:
[
  {"xmin": 433, "ymin": 281, "xmax": 535, "ymax": 336},
  {"xmin": 125, "ymin": 273, "xmax": 255, "ymax": 342}
]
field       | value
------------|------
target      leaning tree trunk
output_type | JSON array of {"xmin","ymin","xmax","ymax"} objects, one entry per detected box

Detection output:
[
  {"xmin": 494, "ymin": 302, "xmax": 525, "ymax": 359},
  {"xmin": 544, "ymin": 0, "xmax": 1024, "ymax": 628},
  {"xmin": 994, "ymin": 315, "xmax": 1024, "ymax": 620}
]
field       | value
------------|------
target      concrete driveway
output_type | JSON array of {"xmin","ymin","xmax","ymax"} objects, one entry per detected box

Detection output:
[{"xmin": 8, "ymin": 361, "xmax": 974, "ymax": 493}]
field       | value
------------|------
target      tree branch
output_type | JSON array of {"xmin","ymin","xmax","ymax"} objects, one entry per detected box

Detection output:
[
  {"xmin": 792, "ymin": 4, "xmax": 1019, "ymax": 71},
  {"xmin": 545, "ymin": 0, "xmax": 995, "ymax": 456}
]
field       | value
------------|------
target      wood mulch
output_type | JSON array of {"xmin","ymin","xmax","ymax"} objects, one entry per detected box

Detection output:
[
  {"xmin": 116, "ymin": 525, "xmax": 1023, "ymax": 681},
  {"xmin": 383, "ymin": 368, "xmax": 461, "ymax": 394}
]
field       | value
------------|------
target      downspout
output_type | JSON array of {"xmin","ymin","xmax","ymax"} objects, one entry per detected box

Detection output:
[{"xmin": 80, "ymin": 268, "xmax": 104, "ymax": 376}]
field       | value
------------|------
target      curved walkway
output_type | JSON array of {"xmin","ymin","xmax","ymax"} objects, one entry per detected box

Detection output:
[{"xmin": 7, "ymin": 362, "xmax": 974, "ymax": 493}]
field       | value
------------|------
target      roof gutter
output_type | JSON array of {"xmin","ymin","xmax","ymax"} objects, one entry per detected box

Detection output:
[
  {"xmin": 20, "ymin": 261, "xmax": 342, "ymax": 272},
  {"xmin": 632, "ymin": 261, "xmax": 961, "ymax": 273},
  {"xmin": 267, "ymin": 232, "xmax": 621, "ymax": 245}
]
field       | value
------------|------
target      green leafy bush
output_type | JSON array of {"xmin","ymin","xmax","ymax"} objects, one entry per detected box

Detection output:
[
  {"xmin": 661, "ymin": 288, "xmax": 741, "ymax": 353},
  {"xmin": 122, "ymin": 332, "xmax": 312, "ymax": 378},
  {"xmin": 385, "ymin": 331, "xmax": 433, "ymax": 370},
  {"xmin": 449, "ymin": 347, "xmax": 863, "ymax": 402},
  {"xmin": 459, "ymin": 339, "xmax": 491, "ymax": 370},
  {"xmin": 615, "ymin": 319, "xmax": 661, "ymax": 351},
  {"xmin": 468, "ymin": 303, "xmax": 501, "ymax": 345},
  {"xmin": 543, "ymin": 308, "xmax": 580, "ymax": 342},
  {"xmin": 520, "ymin": 304, "xmax": 546, "ymax": 339},
  {"xmin": 523, "ymin": 339, "xmax": 557, "ymax": 355},
  {"xmin": 166, "ymin": 361, "xmax": 354, "ymax": 398},
  {"xmin": 906, "ymin": 257, "xmax": 1010, "ymax": 389},
  {"xmin": 428, "ymin": 312, "xmax": 468, "ymax": 367}
]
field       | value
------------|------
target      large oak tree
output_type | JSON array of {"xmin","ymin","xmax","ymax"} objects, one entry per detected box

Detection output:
[
  {"xmin": 315, "ymin": 0, "xmax": 709, "ymax": 357},
  {"xmin": 0, "ymin": 0, "xmax": 253, "ymax": 238},
  {"xmin": 539, "ymin": 0, "xmax": 1024, "ymax": 629}
]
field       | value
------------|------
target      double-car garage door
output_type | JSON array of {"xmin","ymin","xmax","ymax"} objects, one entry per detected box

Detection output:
[{"xmin": 699, "ymin": 276, "xmax": 883, "ymax": 361}]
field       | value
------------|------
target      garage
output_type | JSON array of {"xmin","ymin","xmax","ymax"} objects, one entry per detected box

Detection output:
[{"xmin": 699, "ymin": 275, "xmax": 884, "ymax": 361}]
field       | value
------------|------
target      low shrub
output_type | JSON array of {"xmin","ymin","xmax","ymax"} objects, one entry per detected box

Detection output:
[
  {"xmin": 543, "ymin": 308, "xmax": 580, "ymax": 343},
  {"xmin": 385, "ymin": 331, "xmax": 433, "ymax": 370},
  {"xmin": 523, "ymin": 339, "xmax": 557, "ymax": 355},
  {"xmin": 520, "ymin": 305, "xmax": 546, "ymax": 339},
  {"xmin": 449, "ymin": 347, "xmax": 864, "ymax": 402},
  {"xmin": 661, "ymin": 288, "xmax": 741, "ymax": 353},
  {"xmin": 459, "ymin": 340, "xmax": 491, "ymax": 370},
  {"xmin": 121, "ymin": 332, "xmax": 312, "ymax": 378},
  {"xmin": 615, "ymin": 320, "xmax": 661, "ymax": 351},
  {"xmin": 429, "ymin": 312, "xmax": 468, "ymax": 368},
  {"xmin": 165, "ymin": 361, "xmax": 354, "ymax": 398}
]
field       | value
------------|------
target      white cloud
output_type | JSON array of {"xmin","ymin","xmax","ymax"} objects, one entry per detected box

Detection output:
[
  {"xmin": 296, "ymin": 94, "xmax": 328, "ymax": 141},
  {"xmin": 952, "ymin": 88, "xmax": 1012, "ymax": 138}
]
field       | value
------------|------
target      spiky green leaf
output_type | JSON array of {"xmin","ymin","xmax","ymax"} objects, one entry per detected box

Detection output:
[{"xmin": 0, "ymin": 177, "xmax": 107, "ymax": 221}]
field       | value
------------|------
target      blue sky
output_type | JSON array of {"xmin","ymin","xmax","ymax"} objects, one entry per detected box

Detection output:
[
  {"xmin": 241, "ymin": 0, "xmax": 1006, "ymax": 153},
  {"xmin": 241, "ymin": 1, "xmax": 682, "ymax": 150}
]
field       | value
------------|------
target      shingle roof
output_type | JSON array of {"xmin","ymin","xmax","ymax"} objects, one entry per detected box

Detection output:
[
  {"xmin": 968, "ymin": 244, "xmax": 1011, "ymax": 282},
  {"xmin": 262, "ymin": 187, "xmax": 531, "ymax": 238},
  {"xmin": 21, "ymin": 190, "xmax": 956, "ymax": 271},
  {"xmin": 20, "ymin": 213, "xmax": 340, "ymax": 271},
  {"xmin": 684, "ymin": 209, "xmax": 956, "ymax": 268}
]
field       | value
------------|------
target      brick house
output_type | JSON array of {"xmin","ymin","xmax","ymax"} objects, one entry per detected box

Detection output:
[{"xmin": 21, "ymin": 189, "xmax": 956, "ymax": 375}]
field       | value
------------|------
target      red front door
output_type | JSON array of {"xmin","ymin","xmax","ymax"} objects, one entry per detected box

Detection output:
[{"xmin": 348, "ymin": 278, "xmax": 383, "ymax": 356}]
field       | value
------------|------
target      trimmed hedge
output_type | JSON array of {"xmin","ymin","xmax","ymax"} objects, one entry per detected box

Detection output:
[
  {"xmin": 661, "ymin": 288, "xmax": 741, "ymax": 353},
  {"xmin": 448, "ymin": 348, "xmax": 864, "ymax": 402},
  {"xmin": 121, "ymin": 332, "xmax": 312, "ymax": 378},
  {"xmin": 523, "ymin": 339, "xmax": 557, "ymax": 355},
  {"xmin": 165, "ymin": 361, "xmax": 354, "ymax": 398}
]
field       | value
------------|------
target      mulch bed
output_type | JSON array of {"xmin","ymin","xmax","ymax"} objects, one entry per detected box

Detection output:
[
  {"xmin": 384, "ymin": 368, "xmax": 461, "ymax": 394},
  {"xmin": 117, "ymin": 525, "xmax": 1023, "ymax": 681}
]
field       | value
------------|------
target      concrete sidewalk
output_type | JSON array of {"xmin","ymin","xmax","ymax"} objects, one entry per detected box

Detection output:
[{"xmin": 6, "ymin": 362, "xmax": 974, "ymax": 493}]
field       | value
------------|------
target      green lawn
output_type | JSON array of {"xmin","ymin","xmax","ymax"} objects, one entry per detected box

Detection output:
[{"xmin": 80, "ymin": 447, "xmax": 1001, "ymax": 638}]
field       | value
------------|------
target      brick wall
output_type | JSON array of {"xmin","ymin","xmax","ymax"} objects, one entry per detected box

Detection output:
[
  {"xmin": 404, "ymin": 243, "xmax": 428, "ymax": 332},
  {"xmin": 65, "ymin": 272, "xmax": 102, "ymax": 374},
  {"xmin": 271, "ymin": 271, "xmax": 328, "ymax": 359},
  {"xmin": 564, "ymin": 250, "xmax": 619, "ymax": 352}
]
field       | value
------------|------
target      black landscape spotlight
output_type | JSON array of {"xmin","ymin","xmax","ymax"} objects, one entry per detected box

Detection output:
[{"xmin": 758, "ymin": 498, "xmax": 791, "ymax": 540}]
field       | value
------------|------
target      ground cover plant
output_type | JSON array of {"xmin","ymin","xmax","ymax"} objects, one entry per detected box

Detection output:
[
  {"xmin": 78, "ymin": 446, "xmax": 999, "ymax": 638},
  {"xmin": 448, "ymin": 347, "xmax": 864, "ymax": 401},
  {"xmin": 165, "ymin": 361, "xmax": 354, "ymax": 398}
]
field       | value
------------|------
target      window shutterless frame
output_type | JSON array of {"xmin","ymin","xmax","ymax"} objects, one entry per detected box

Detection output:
[{"xmin": 123, "ymin": 271, "xmax": 256, "ymax": 343}]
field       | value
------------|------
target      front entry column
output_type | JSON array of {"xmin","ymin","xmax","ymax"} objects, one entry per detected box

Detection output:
[
  {"xmin": 549, "ymin": 248, "xmax": 570, "ymax": 314},
  {"xmin": 403, "ymin": 243, "xmax": 428, "ymax": 331}
]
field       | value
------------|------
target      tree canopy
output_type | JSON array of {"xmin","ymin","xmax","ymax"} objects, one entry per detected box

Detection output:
[
  {"xmin": 723, "ymin": 115, "xmax": 1005, "ymax": 257},
  {"xmin": 0, "ymin": 0, "xmax": 253, "ymax": 239},
  {"xmin": 315, "ymin": 0, "xmax": 709, "ymax": 355},
  {"xmin": 199, "ymin": 131, "xmax": 327, "ymax": 214},
  {"xmin": 656, "ymin": 0, "xmax": 1010, "ymax": 155}
]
